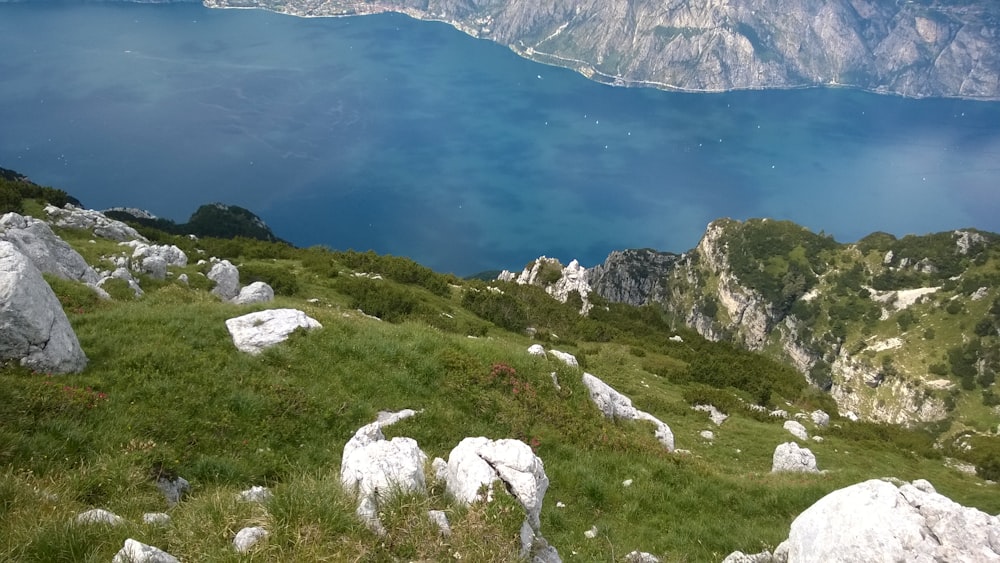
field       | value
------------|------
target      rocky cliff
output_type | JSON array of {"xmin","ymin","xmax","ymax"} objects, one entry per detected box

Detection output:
[
  {"xmin": 553, "ymin": 219, "xmax": 1000, "ymax": 425},
  {"xmin": 202, "ymin": 0, "xmax": 1000, "ymax": 100}
]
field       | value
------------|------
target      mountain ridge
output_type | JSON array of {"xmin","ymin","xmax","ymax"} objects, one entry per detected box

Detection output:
[
  {"xmin": 505, "ymin": 218, "xmax": 1000, "ymax": 427},
  {"xmin": 199, "ymin": 0, "xmax": 1000, "ymax": 100}
]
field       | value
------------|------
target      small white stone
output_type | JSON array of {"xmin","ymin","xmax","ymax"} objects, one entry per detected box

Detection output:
[
  {"xmin": 233, "ymin": 526, "xmax": 269, "ymax": 553},
  {"xmin": 142, "ymin": 512, "xmax": 171, "ymax": 526},
  {"xmin": 622, "ymin": 479, "xmax": 633, "ymax": 487},
  {"xmin": 237, "ymin": 485, "xmax": 272, "ymax": 503},
  {"xmin": 584, "ymin": 525, "xmax": 599, "ymax": 539},
  {"xmin": 75, "ymin": 508, "xmax": 124, "ymax": 526}
]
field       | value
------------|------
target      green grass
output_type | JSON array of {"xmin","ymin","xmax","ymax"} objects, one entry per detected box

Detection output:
[{"xmin": 2, "ymin": 219, "xmax": 999, "ymax": 562}]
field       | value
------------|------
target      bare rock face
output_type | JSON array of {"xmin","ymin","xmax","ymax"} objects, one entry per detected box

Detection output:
[
  {"xmin": 204, "ymin": 0, "xmax": 1000, "ymax": 100},
  {"xmin": 589, "ymin": 249, "xmax": 681, "ymax": 306},
  {"xmin": 772, "ymin": 479, "xmax": 1000, "ymax": 562},
  {"xmin": 499, "ymin": 256, "xmax": 592, "ymax": 314},
  {"xmin": 0, "ymin": 242, "xmax": 88, "ymax": 374},
  {"xmin": 0, "ymin": 212, "xmax": 99, "ymax": 283}
]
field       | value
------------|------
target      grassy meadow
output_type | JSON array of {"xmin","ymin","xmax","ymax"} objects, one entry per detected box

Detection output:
[{"xmin": 1, "ymin": 212, "xmax": 998, "ymax": 562}]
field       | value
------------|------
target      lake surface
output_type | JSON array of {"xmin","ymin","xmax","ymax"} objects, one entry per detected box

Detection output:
[{"xmin": 2, "ymin": 2, "xmax": 999, "ymax": 274}]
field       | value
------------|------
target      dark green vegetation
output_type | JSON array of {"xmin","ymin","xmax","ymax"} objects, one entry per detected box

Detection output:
[
  {"xmin": 0, "ymin": 168, "xmax": 79, "ymax": 214},
  {"xmin": 1, "ymin": 189, "xmax": 999, "ymax": 561},
  {"xmin": 105, "ymin": 203, "xmax": 283, "ymax": 243}
]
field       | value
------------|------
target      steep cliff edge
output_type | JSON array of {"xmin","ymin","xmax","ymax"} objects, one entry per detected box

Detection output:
[
  {"xmin": 202, "ymin": 0, "xmax": 1000, "ymax": 100},
  {"xmin": 585, "ymin": 219, "xmax": 1000, "ymax": 425}
]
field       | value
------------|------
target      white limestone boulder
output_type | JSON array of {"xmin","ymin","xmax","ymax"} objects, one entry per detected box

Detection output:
[
  {"xmin": 771, "ymin": 442, "xmax": 819, "ymax": 473},
  {"xmin": 233, "ymin": 526, "xmax": 269, "ymax": 553},
  {"xmin": 123, "ymin": 240, "xmax": 188, "ymax": 268},
  {"xmin": 208, "ymin": 259, "xmax": 240, "ymax": 300},
  {"xmin": 75, "ymin": 508, "xmax": 124, "ymax": 526},
  {"xmin": 783, "ymin": 420, "xmax": 809, "ymax": 441},
  {"xmin": 773, "ymin": 479, "xmax": 1000, "ymax": 562},
  {"xmin": 446, "ymin": 437, "xmax": 561, "ymax": 561},
  {"xmin": 0, "ymin": 212, "xmax": 99, "ymax": 283},
  {"xmin": 549, "ymin": 349, "xmax": 578, "ymax": 367},
  {"xmin": 139, "ymin": 255, "xmax": 167, "ymax": 280},
  {"xmin": 340, "ymin": 410, "xmax": 426, "ymax": 534},
  {"xmin": 225, "ymin": 308, "xmax": 321, "ymax": 355},
  {"xmin": 45, "ymin": 204, "xmax": 146, "ymax": 242},
  {"xmin": 581, "ymin": 373, "xmax": 674, "ymax": 451},
  {"xmin": 810, "ymin": 410, "xmax": 830, "ymax": 427},
  {"xmin": 112, "ymin": 538, "xmax": 179, "ymax": 563},
  {"xmin": 527, "ymin": 344, "xmax": 546, "ymax": 357},
  {"xmin": 0, "ymin": 242, "xmax": 87, "ymax": 374},
  {"xmin": 237, "ymin": 486, "xmax": 272, "ymax": 503},
  {"xmin": 445, "ymin": 437, "xmax": 548, "ymax": 531},
  {"xmin": 142, "ymin": 513, "xmax": 171, "ymax": 526},
  {"xmin": 693, "ymin": 404, "xmax": 728, "ymax": 426},
  {"xmin": 234, "ymin": 281, "xmax": 274, "ymax": 305}
]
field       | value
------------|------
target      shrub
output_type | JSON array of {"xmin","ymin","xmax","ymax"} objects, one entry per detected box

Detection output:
[
  {"xmin": 240, "ymin": 263, "xmax": 300, "ymax": 296},
  {"xmin": 461, "ymin": 288, "xmax": 528, "ymax": 333},
  {"xmin": 336, "ymin": 276, "xmax": 421, "ymax": 322}
]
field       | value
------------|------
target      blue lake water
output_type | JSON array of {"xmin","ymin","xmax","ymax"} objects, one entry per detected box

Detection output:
[{"xmin": 1, "ymin": 2, "xmax": 999, "ymax": 274}]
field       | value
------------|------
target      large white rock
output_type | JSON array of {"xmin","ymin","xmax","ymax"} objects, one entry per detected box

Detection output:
[
  {"xmin": 549, "ymin": 349, "xmax": 578, "ymax": 367},
  {"xmin": 0, "ymin": 242, "xmax": 88, "ymax": 374},
  {"xmin": 771, "ymin": 442, "xmax": 819, "ymax": 473},
  {"xmin": 783, "ymin": 420, "xmax": 809, "ymax": 441},
  {"xmin": 581, "ymin": 373, "xmax": 674, "ymax": 451},
  {"xmin": 45, "ymin": 204, "xmax": 146, "ymax": 242},
  {"xmin": 225, "ymin": 309, "xmax": 321, "ymax": 355},
  {"xmin": 773, "ymin": 479, "xmax": 1000, "ymax": 562},
  {"xmin": 208, "ymin": 260, "xmax": 240, "ymax": 300},
  {"xmin": 445, "ymin": 437, "xmax": 549, "ymax": 532},
  {"xmin": 0, "ymin": 212, "xmax": 99, "ymax": 283},
  {"xmin": 341, "ymin": 410, "xmax": 426, "ymax": 534},
  {"xmin": 234, "ymin": 281, "xmax": 274, "ymax": 305},
  {"xmin": 112, "ymin": 538, "xmax": 179, "ymax": 563}
]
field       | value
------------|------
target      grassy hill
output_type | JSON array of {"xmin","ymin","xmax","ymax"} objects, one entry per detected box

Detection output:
[{"xmin": 1, "ymin": 198, "xmax": 999, "ymax": 561}]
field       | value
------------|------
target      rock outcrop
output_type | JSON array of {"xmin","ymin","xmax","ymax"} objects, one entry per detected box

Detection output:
[
  {"xmin": 208, "ymin": 260, "xmax": 240, "ymax": 301},
  {"xmin": 783, "ymin": 420, "xmax": 809, "ymax": 441},
  {"xmin": 589, "ymin": 249, "xmax": 681, "ymax": 306},
  {"xmin": 45, "ymin": 204, "xmax": 146, "ymax": 242},
  {"xmin": 224, "ymin": 309, "xmax": 321, "ymax": 355},
  {"xmin": 770, "ymin": 479, "xmax": 1000, "ymax": 562},
  {"xmin": 444, "ymin": 436, "xmax": 559, "ymax": 560},
  {"xmin": 340, "ymin": 410, "xmax": 427, "ymax": 534},
  {"xmin": 233, "ymin": 526, "xmax": 269, "ymax": 553},
  {"xmin": 581, "ymin": 372, "xmax": 674, "ymax": 451},
  {"xmin": 0, "ymin": 212, "xmax": 99, "ymax": 283},
  {"xmin": 0, "ymin": 242, "xmax": 88, "ymax": 374},
  {"xmin": 499, "ymin": 256, "xmax": 592, "ymax": 314}
]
